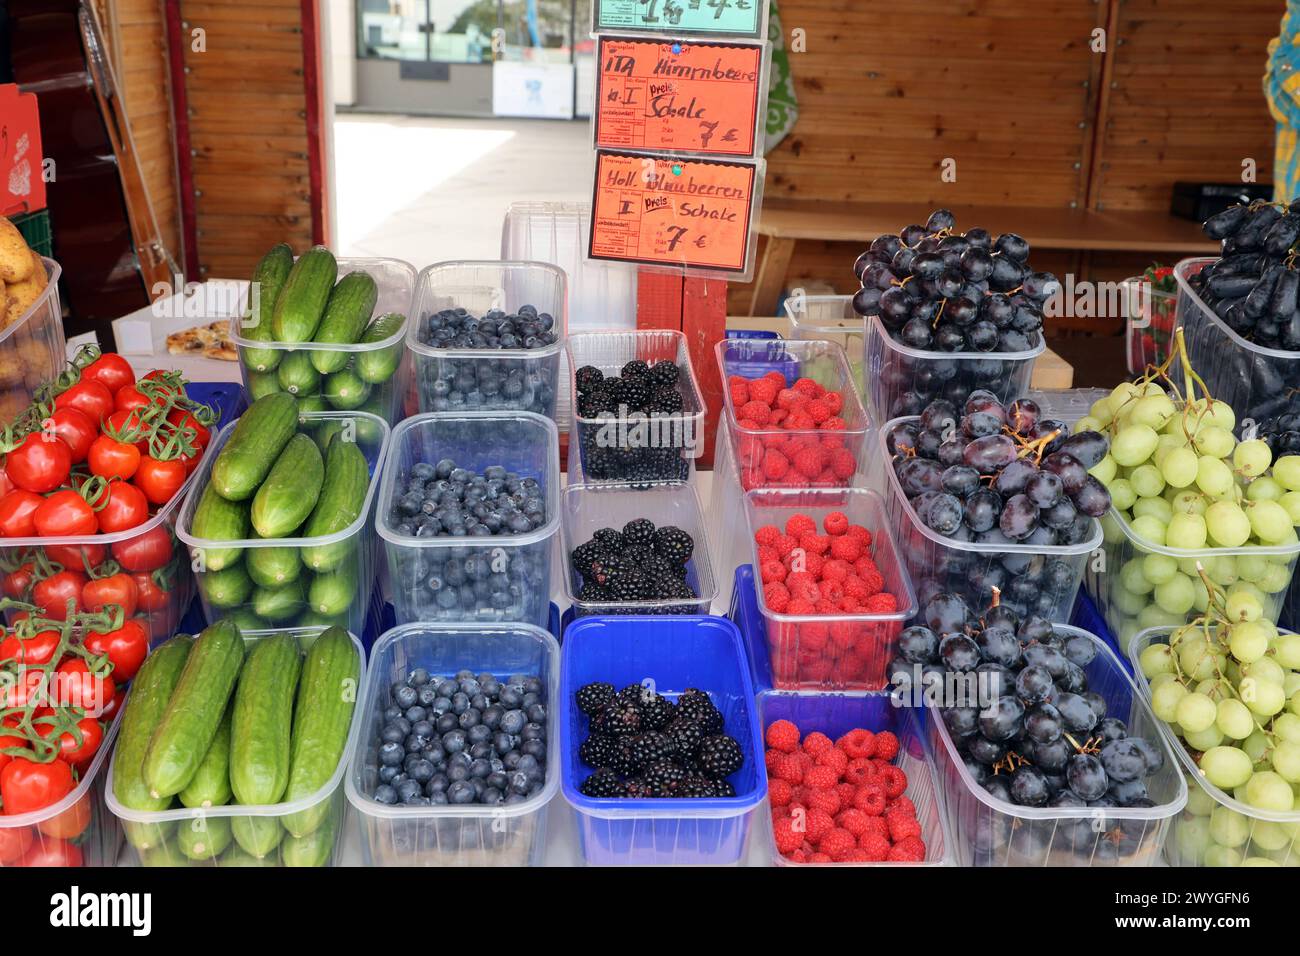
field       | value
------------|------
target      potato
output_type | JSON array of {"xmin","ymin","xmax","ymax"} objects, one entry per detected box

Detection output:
[
  {"xmin": 0, "ymin": 219, "xmax": 34, "ymax": 284},
  {"xmin": 3, "ymin": 249, "xmax": 47, "ymax": 327}
]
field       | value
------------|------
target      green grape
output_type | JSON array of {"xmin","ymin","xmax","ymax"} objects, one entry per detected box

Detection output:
[
  {"xmin": 1278, "ymin": 491, "xmax": 1300, "ymax": 524},
  {"xmin": 1233, "ymin": 438, "xmax": 1273, "ymax": 477},
  {"xmin": 1201, "ymin": 746, "xmax": 1254, "ymax": 789},
  {"xmin": 1197, "ymin": 457, "xmax": 1235, "ymax": 497},
  {"xmin": 1133, "ymin": 494, "xmax": 1172, "ymax": 523},
  {"xmin": 1257, "ymin": 562, "xmax": 1292, "ymax": 594},
  {"xmin": 1192, "ymin": 578, "xmax": 1212, "ymax": 613},
  {"xmin": 1108, "ymin": 477, "xmax": 1137, "ymax": 511},
  {"xmin": 1216, "ymin": 698, "xmax": 1255, "ymax": 739},
  {"xmin": 1114, "ymin": 586, "xmax": 1150, "ymax": 616},
  {"xmin": 1089, "ymin": 454, "xmax": 1118, "ymax": 484},
  {"xmin": 1179, "ymin": 638, "xmax": 1219, "ymax": 681},
  {"xmin": 1155, "ymin": 574, "xmax": 1196, "ymax": 614},
  {"xmin": 1138, "ymin": 604, "xmax": 1185, "ymax": 630},
  {"xmin": 1273, "ymin": 741, "xmax": 1300, "ymax": 784},
  {"xmin": 1235, "ymin": 553, "xmax": 1268, "ymax": 582},
  {"xmin": 1292, "ymin": 688, "xmax": 1300, "ymax": 717},
  {"xmin": 1286, "ymin": 673, "xmax": 1300, "ymax": 698},
  {"xmin": 1154, "ymin": 433, "xmax": 1186, "ymax": 466},
  {"xmin": 1160, "ymin": 446, "xmax": 1199, "ymax": 489},
  {"xmin": 1089, "ymin": 397, "xmax": 1115, "ymax": 428},
  {"xmin": 1171, "ymin": 489, "xmax": 1208, "ymax": 516},
  {"xmin": 1131, "ymin": 514, "xmax": 1167, "ymax": 545},
  {"xmin": 1106, "ymin": 382, "xmax": 1143, "ymax": 417},
  {"xmin": 1131, "ymin": 392, "xmax": 1176, "ymax": 429},
  {"xmin": 1112, "ymin": 423, "xmax": 1160, "ymax": 468},
  {"xmin": 1210, "ymin": 804, "xmax": 1252, "ymax": 846},
  {"xmin": 1250, "ymin": 820, "xmax": 1293, "ymax": 852},
  {"xmin": 1225, "ymin": 589, "xmax": 1263, "ymax": 623},
  {"xmin": 1153, "ymin": 679, "xmax": 1190, "ymax": 722},
  {"xmin": 1205, "ymin": 845, "xmax": 1244, "ymax": 867},
  {"xmin": 1206, "ymin": 500, "xmax": 1251, "ymax": 547},
  {"xmin": 1245, "ymin": 771, "xmax": 1296, "ymax": 812},
  {"xmin": 1139, "ymin": 642, "xmax": 1175, "ymax": 678},
  {"xmin": 1229, "ymin": 620, "xmax": 1271, "ymax": 663},
  {"xmin": 1242, "ymin": 676, "xmax": 1287, "ymax": 717},
  {"xmin": 1142, "ymin": 553, "xmax": 1179, "ymax": 585},
  {"xmin": 1131, "ymin": 465, "xmax": 1167, "ymax": 500},
  {"xmin": 1174, "ymin": 817, "xmax": 1212, "ymax": 864},
  {"xmin": 1120, "ymin": 559, "xmax": 1155, "ymax": 595},
  {"xmin": 1247, "ymin": 500, "xmax": 1293, "ymax": 543},
  {"xmin": 1227, "ymin": 580, "xmax": 1267, "ymax": 612},
  {"xmin": 1274, "ymin": 454, "xmax": 1300, "ymax": 492},
  {"xmin": 1176, "ymin": 692, "xmax": 1219, "ymax": 733},
  {"xmin": 1275, "ymin": 634, "xmax": 1300, "ymax": 670},
  {"xmin": 1242, "ymin": 856, "xmax": 1282, "ymax": 866},
  {"xmin": 1201, "ymin": 554, "xmax": 1239, "ymax": 586},
  {"xmin": 1165, "ymin": 511, "xmax": 1208, "ymax": 550},
  {"xmin": 1186, "ymin": 780, "xmax": 1218, "ymax": 816},
  {"xmin": 1194, "ymin": 425, "xmax": 1236, "ymax": 460},
  {"xmin": 1273, "ymin": 713, "xmax": 1300, "ymax": 744},
  {"xmin": 1189, "ymin": 398, "xmax": 1237, "ymax": 434},
  {"xmin": 1077, "ymin": 415, "xmax": 1104, "ymax": 433}
]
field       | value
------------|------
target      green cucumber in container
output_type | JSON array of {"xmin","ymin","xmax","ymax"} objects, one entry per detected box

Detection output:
[
  {"xmin": 230, "ymin": 634, "xmax": 301, "ymax": 806},
  {"xmin": 199, "ymin": 563, "xmax": 253, "ymax": 609},
  {"xmin": 250, "ymin": 434, "xmax": 324, "ymax": 538},
  {"xmin": 252, "ymin": 579, "xmax": 307, "ymax": 622},
  {"xmin": 321, "ymin": 366, "xmax": 372, "ymax": 410},
  {"xmin": 300, "ymin": 437, "xmax": 370, "ymax": 572},
  {"xmin": 306, "ymin": 557, "xmax": 358, "ymax": 619},
  {"xmin": 272, "ymin": 246, "xmax": 337, "ymax": 343},
  {"xmin": 177, "ymin": 815, "xmax": 233, "ymax": 861},
  {"xmin": 246, "ymin": 368, "xmax": 285, "ymax": 401},
  {"xmin": 296, "ymin": 610, "xmax": 350, "ymax": 630},
  {"xmin": 239, "ymin": 243, "xmax": 294, "ymax": 373},
  {"xmin": 113, "ymin": 634, "xmax": 193, "ymax": 815},
  {"xmin": 219, "ymin": 843, "xmax": 279, "ymax": 867},
  {"xmin": 296, "ymin": 393, "xmax": 329, "ymax": 416},
  {"xmin": 281, "ymin": 804, "xmax": 338, "ymax": 867},
  {"xmin": 179, "ymin": 705, "xmax": 234, "ymax": 809},
  {"xmin": 310, "ymin": 270, "xmax": 378, "ymax": 374},
  {"xmin": 230, "ymin": 816, "xmax": 284, "ymax": 860},
  {"xmin": 139, "ymin": 839, "xmax": 189, "ymax": 867},
  {"xmin": 246, "ymin": 542, "xmax": 303, "ymax": 587},
  {"xmin": 189, "ymin": 483, "xmax": 249, "ymax": 571},
  {"xmin": 354, "ymin": 312, "xmax": 406, "ymax": 383},
  {"xmin": 228, "ymin": 608, "xmax": 270, "ymax": 633},
  {"xmin": 210, "ymin": 393, "xmax": 298, "ymax": 501},
  {"xmin": 277, "ymin": 349, "xmax": 321, "ymax": 396}
]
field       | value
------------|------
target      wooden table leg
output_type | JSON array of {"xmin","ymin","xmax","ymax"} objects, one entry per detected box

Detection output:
[{"xmin": 747, "ymin": 236, "xmax": 796, "ymax": 318}]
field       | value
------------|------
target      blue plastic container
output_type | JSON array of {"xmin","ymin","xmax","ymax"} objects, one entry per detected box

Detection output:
[
  {"xmin": 725, "ymin": 329, "xmax": 781, "ymax": 341},
  {"xmin": 560, "ymin": 615, "xmax": 767, "ymax": 866},
  {"xmin": 728, "ymin": 565, "xmax": 772, "ymax": 693},
  {"xmin": 1070, "ymin": 590, "xmax": 1132, "ymax": 676}
]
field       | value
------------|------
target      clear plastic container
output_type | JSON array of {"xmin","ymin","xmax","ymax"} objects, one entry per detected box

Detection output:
[
  {"xmin": 345, "ymin": 622, "xmax": 560, "ymax": 866},
  {"xmin": 105, "ymin": 626, "xmax": 368, "ymax": 867},
  {"xmin": 728, "ymin": 564, "xmax": 773, "ymax": 693},
  {"xmin": 756, "ymin": 691, "xmax": 952, "ymax": 866},
  {"xmin": 1129, "ymin": 626, "xmax": 1300, "ymax": 867},
  {"xmin": 783, "ymin": 294, "xmax": 865, "ymax": 390},
  {"xmin": 0, "ymin": 442, "xmax": 208, "ymax": 649},
  {"xmin": 560, "ymin": 481, "xmax": 718, "ymax": 617},
  {"xmin": 929, "ymin": 625, "xmax": 1187, "ymax": 866},
  {"xmin": 560, "ymin": 615, "xmax": 766, "ymax": 866},
  {"xmin": 375, "ymin": 412, "xmax": 560, "ymax": 629},
  {"xmin": 229, "ymin": 257, "xmax": 416, "ymax": 425},
  {"xmin": 743, "ymin": 487, "xmax": 917, "ymax": 690},
  {"xmin": 408, "ymin": 261, "xmax": 568, "ymax": 420},
  {"xmin": 875, "ymin": 416, "xmax": 1102, "ymax": 622},
  {"xmin": 865, "ymin": 314, "xmax": 1044, "ymax": 425},
  {"xmin": 1087, "ymin": 509, "xmax": 1300, "ymax": 660},
  {"xmin": 1122, "ymin": 276, "xmax": 1178, "ymax": 375},
  {"xmin": 0, "ymin": 707, "xmax": 123, "ymax": 868},
  {"xmin": 0, "ymin": 256, "xmax": 64, "ymax": 426},
  {"xmin": 1176, "ymin": 257, "xmax": 1300, "ymax": 424},
  {"xmin": 176, "ymin": 411, "xmax": 390, "ymax": 635},
  {"xmin": 566, "ymin": 329, "xmax": 706, "ymax": 486}
]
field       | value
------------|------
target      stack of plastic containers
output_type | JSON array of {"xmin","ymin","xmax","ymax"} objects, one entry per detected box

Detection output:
[
  {"xmin": 782, "ymin": 294, "xmax": 864, "ymax": 388},
  {"xmin": 1122, "ymin": 274, "xmax": 1177, "ymax": 375}
]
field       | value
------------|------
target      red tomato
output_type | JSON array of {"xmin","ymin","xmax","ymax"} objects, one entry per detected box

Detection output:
[
  {"xmin": 0, "ymin": 629, "xmax": 61, "ymax": 666},
  {"xmin": 36, "ymin": 792, "xmax": 92, "ymax": 841},
  {"xmin": 0, "ymin": 469, "xmax": 12, "ymax": 497},
  {"xmin": 0, "ymin": 671, "xmax": 46, "ymax": 711},
  {"xmin": 32, "ymin": 490, "xmax": 97, "ymax": 537},
  {"xmin": 82, "ymin": 352, "xmax": 135, "ymax": 394},
  {"xmin": 83, "ymin": 618, "xmax": 148, "ymax": 681},
  {"xmin": 131, "ymin": 572, "xmax": 169, "ymax": 612},
  {"xmin": 105, "ymin": 407, "xmax": 155, "ymax": 455},
  {"xmin": 0, "ymin": 490, "xmax": 43, "ymax": 538},
  {"xmin": 110, "ymin": 524, "xmax": 173, "ymax": 572},
  {"xmin": 81, "ymin": 572, "xmax": 139, "ymax": 619},
  {"xmin": 19, "ymin": 837, "xmax": 83, "ymax": 866},
  {"xmin": 38, "ymin": 717, "xmax": 103, "ymax": 771},
  {"xmin": 0, "ymin": 825, "xmax": 33, "ymax": 863},
  {"xmin": 2, "ymin": 562, "xmax": 32, "ymax": 599},
  {"xmin": 41, "ymin": 542, "xmax": 106, "ymax": 571},
  {"xmin": 113, "ymin": 383, "xmax": 153, "ymax": 414},
  {"xmin": 96, "ymin": 481, "xmax": 149, "ymax": 533},
  {"xmin": 142, "ymin": 369, "xmax": 184, "ymax": 399},
  {"xmin": 52, "ymin": 659, "xmax": 115, "ymax": 716},
  {"xmin": 0, "ymin": 757, "xmax": 74, "ymax": 815},
  {"xmin": 133, "ymin": 457, "xmax": 186, "ymax": 505},
  {"xmin": 53, "ymin": 380, "xmax": 114, "ymax": 426},
  {"xmin": 3, "ymin": 433, "xmax": 71, "ymax": 494},
  {"xmin": 0, "ymin": 734, "xmax": 26, "ymax": 775},
  {"xmin": 45, "ymin": 407, "xmax": 97, "ymax": 463},
  {"xmin": 31, "ymin": 569, "xmax": 86, "ymax": 620},
  {"xmin": 167, "ymin": 408, "xmax": 211, "ymax": 453},
  {"xmin": 87, "ymin": 434, "xmax": 140, "ymax": 481}
]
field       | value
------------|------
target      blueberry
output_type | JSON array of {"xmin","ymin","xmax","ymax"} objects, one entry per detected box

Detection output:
[
  {"xmin": 448, "ymin": 781, "xmax": 477, "ymax": 804},
  {"xmin": 436, "ymin": 713, "xmax": 458, "ymax": 733},
  {"xmin": 469, "ymin": 758, "xmax": 493, "ymax": 779},
  {"xmin": 393, "ymin": 684, "xmax": 418, "ymax": 709},
  {"xmin": 442, "ymin": 729, "xmax": 468, "ymax": 754},
  {"xmin": 486, "ymin": 771, "xmax": 509, "ymax": 791},
  {"xmin": 502, "ymin": 751, "xmax": 522, "ymax": 771},
  {"xmin": 379, "ymin": 742, "xmax": 404, "ymax": 767},
  {"xmin": 404, "ymin": 706, "xmax": 427, "ymax": 724},
  {"xmin": 499, "ymin": 687, "xmax": 523, "ymax": 708},
  {"xmin": 451, "ymin": 693, "xmax": 470, "ymax": 715},
  {"xmin": 520, "ymin": 722, "xmax": 545, "ymax": 742},
  {"xmin": 407, "ymin": 759, "xmax": 436, "ymax": 784},
  {"xmin": 380, "ymin": 724, "xmax": 405, "ymax": 745},
  {"xmin": 526, "ymin": 703, "xmax": 546, "ymax": 724},
  {"xmin": 467, "ymin": 724, "xmax": 493, "ymax": 745},
  {"xmin": 430, "ymin": 696, "xmax": 452, "ymax": 716},
  {"xmin": 493, "ymin": 732, "xmax": 515, "ymax": 754},
  {"xmin": 500, "ymin": 709, "xmax": 527, "ymax": 735},
  {"xmin": 396, "ymin": 779, "xmax": 422, "ymax": 802},
  {"xmin": 521, "ymin": 739, "xmax": 546, "ymax": 761},
  {"xmin": 416, "ymin": 684, "xmax": 438, "ymax": 707},
  {"xmin": 374, "ymin": 785, "xmax": 398, "ymax": 805},
  {"xmin": 469, "ymin": 741, "xmax": 493, "ymax": 760},
  {"xmin": 458, "ymin": 709, "xmax": 480, "ymax": 730},
  {"xmin": 482, "ymin": 788, "xmax": 504, "ymax": 804},
  {"xmin": 409, "ymin": 719, "xmax": 434, "ymax": 739},
  {"xmin": 435, "ymin": 679, "xmax": 458, "ymax": 698},
  {"xmin": 378, "ymin": 765, "xmax": 401, "ymax": 784},
  {"xmin": 481, "ymin": 705, "xmax": 503, "ymax": 730}
]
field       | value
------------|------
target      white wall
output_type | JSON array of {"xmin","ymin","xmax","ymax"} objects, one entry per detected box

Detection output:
[{"xmin": 327, "ymin": 0, "xmax": 357, "ymax": 106}]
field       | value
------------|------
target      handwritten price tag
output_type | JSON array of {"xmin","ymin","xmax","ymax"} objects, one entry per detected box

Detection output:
[
  {"xmin": 595, "ymin": 0, "xmax": 764, "ymax": 38},
  {"xmin": 589, "ymin": 151, "xmax": 757, "ymax": 274},
  {"xmin": 595, "ymin": 38, "xmax": 763, "ymax": 157}
]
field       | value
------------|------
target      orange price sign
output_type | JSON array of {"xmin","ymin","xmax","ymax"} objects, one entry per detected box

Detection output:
[
  {"xmin": 594, "ymin": 37, "xmax": 764, "ymax": 157},
  {"xmin": 589, "ymin": 150, "xmax": 758, "ymax": 274}
]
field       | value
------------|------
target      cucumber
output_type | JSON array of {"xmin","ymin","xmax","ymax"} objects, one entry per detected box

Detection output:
[
  {"xmin": 272, "ymin": 246, "xmax": 337, "ymax": 342},
  {"xmin": 310, "ymin": 271, "xmax": 378, "ymax": 374},
  {"xmin": 123, "ymin": 819, "xmax": 177, "ymax": 852},
  {"xmin": 219, "ymin": 843, "xmax": 279, "ymax": 867},
  {"xmin": 246, "ymin": 368, "xmax": 285, "ymax": 401},
  {"xmin": 296, "ymin": 393, "xmax": 329, "ymax": 415},
  {"xmin": 239, "ymin": 243, "xmax": 294, "ymax": 372},
  {"xmin": 282, "ymin": 628, "xmax": 358, "ymax": 837},
  {"xmin": 177, "ymin": 814, "xmax": 233, "ymax": 861},
  {"xmin": 143, "ymin": 619, "xmax": 245, "ymax": 800},
  {"xmin": 139, "ymin": 839, "xmax": 191, "ymax": 867},
  {"xmin": 281, "ymin": 804, "xmax": 338, "ymax": 866},
  {"xmin": 228, "ymin": 608, "xmax": 271, "ymax": 633},
  {"xmin": 189, "ymin": 483, "xmax": 248, "ymax": 571},
  {"xmin": 277, "ymin": 349, "xmax": 322, "ymax": 396},
  {"xmin": 113, "ymin": 635, "xmax": 194, "ymax": 813},
  {"xmin": 354, "ymin": 313, "xmax": 406, "ymax": 383},
  {"xmin": 179, "ymin": 705, "xmax": 233, "ymax": 809},
  {"xmin": 198, "ymin": 563, "xmax": 253, "ymax": 609},
  {"xmin": 252, "ymin": 580, "xmax": 306, "ymax": 622},
  {"xmin": 230, "ymin": 634, "xmax": 301, "ymax": 806},
  {"xmin": 230, "ymin": 815, "xmax": 284, "ymax": 860},
  {"xmin": 307, "ymin": 557, "xmax": 358, "ymax": 619},
  {"xmin": 210, "ymin": 393, "xmax": 299, "ymax": 501},
  {"xmin": 296, "ymin": 611, "xmax": 350, "ymax": 630},
  {"xmin": 246, "ymin": 543, "xmax": 302, "ymax": 587},
  {"xmin": 300, "ymin": 438, "xmax": 370, "ymax": 572},
  {"xmin": 322, "ymin": 366, "xmax": 372, "ymax": 410},
  {"xmin": 312, "ymin": 419, "xmax": 345, "ymax": 454},
  {"xmin": 250, "ymin": 434, "xmax": 324, "ymax": 538}
]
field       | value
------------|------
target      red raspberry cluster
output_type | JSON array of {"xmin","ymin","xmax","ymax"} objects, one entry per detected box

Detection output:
[
  {"xmin": 765, "ymin": 720, "xmax": 926, "ymax": 864},
  {"xmin": 728, "ymin": 373, "xmax": 857, "ymax": 489}
]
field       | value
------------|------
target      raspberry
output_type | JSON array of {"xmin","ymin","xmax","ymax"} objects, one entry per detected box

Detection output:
[
  {"xmin": 786, "ymin": 412, "xmax": 816, "ymax": 432},
  {"xmin": 774, "ymin": 754, "xmax": 804, "ymax": 785},
  {"xmin": 769, "ymin": 408, "xmax": 789, "ymax": 426},
  {"xmin": 762, "ymin": 449, "xmax": 790, "ymax": 479},
  {"xmin": 853, "ymin": 784, "xmax": 887, "ymax": 816},
  {"xmin": 764, "ymin": 371, "xmax": 788, "ymax": 386},
  {"xmin": 887, "ymin": 812, "xmax": 922, "ymax": 842},
  {"xmin": 888, "ymin": 795, "xmax": 917, "ymax": 818},
  {"xmin": 808, "ymin": 852, "xmax": 831, "ymax": 863},
  {"xmin": 729, "ymin": 385, "xmax": 750, "ymax": 408},
  {"xmin": 736, "ymin": 418, "xmax": 760, "ymax": 433},
  {"xmin": 824, "ymin": 391, "xmax": 844, "ymax": 415},
  {"xmin": 773, "ymin": 816, "xmax": 803, "ymax": 854},
  {"xmin": 814, "ymin": 599, "xmax": 840, "ymax": 616},
  {"xmin": 754, "ymin": 525, "xmax": 782, "ymax": 547},
  {"xmin": 888, "ymin": 836, "xmax": 926, "ymax": 862},
  {"xmin": 859, "ymin": 832, "xmax": 891, "ymax": 862},
  {"xmin": 838, "ymin": 597, "xmax": 861, "ymax": 614},
  {"xmin": 792, "ymin": 377, "xmax": 822, "ymax": 398},
  {"xmin": 836, "ymin": 781, "xmax": 857, "ymax": 806},
  {"xmin": 820, "ymin": 579, "xmax": 846, "ymax": 605},
  {"xmin": 799, "ymin": 533, "xmax": 830, "ymax": 555},
  {"xmin": 856, "ymin": 564, "xmax": 885, "ymax": 594},
  {"xmin": 787, "ymin": 598, "xmax": 816, "ymax": 616},
  {"xmin": 837, "ymin": 807, "xmax": 870, "ymax": 837},
  {"xmin": 763, "ymin": 581, "xmax": 791, "ymax": 613},
  {"xmin": 804, "ymin": 808, "xmax": 835, "ymax": 844},
  {"xmin": 765, "ymin": 719, "xmax": 801, "ymax": 753},
  {"xmin": 805, "ymin": 765, "xmax": 840, "ymax": 791},
  {"xmin": 819, "ymin": 416, "xmax": 847, "ymax": 433},
  {"xmin": 830, "ymin": 448, "xmax": 858, "ymax": 480},
  {"xmin": 823, "ymin": 511, "xmax": 849, "ymax": 536},
  {"xmin": 769, "ymin": 778, "xmax": 794, "ymax": 807},
  {"xmin": 847, "ymin": 524, "xmax": 873, "ymax": 545},
  {"xmin": 773, "ymin": 534, "xmax": 799, "ymax": 558},
  {"xmin": 880, "ymin": 764, "xmax": 908, "ymax": 799},
  {"xmin": 815, "ymin": 746, "xmax": 849, "ymax": 775},
  {"xmin": 844, "ymin": 756, "xmax": 878, "ymax": 787},
  {"xmin": 861, "ymin": 815, "xmax": 890, "ymax": 842},
  {"xmin": 783, "ymin": 514, "xmax": 816, "ymax": 538},
  {"xmin": 799, "ymin": 550, "xmax": 825, "ymax": 579},
  {"xmin": 829, "ymin": 535, "xmax": 862, "ymax": 562},
  {"xmin": 807, "ymin": 787, "xmax": 841, "ymax": 816},
  {"xmin": 864, "ymin": 593, "xmax": 898, "ymax": 614},
  {"xmin": 842, "ymin": 575, "xmax": 876, "ymax": 602},
  {"xmin": 840, "ymin": 848, "xmax": 876, "ymax": 863},
  {"xmin": 801, "ymin": 731, "xmax": 833, "ymax": 756},
  {"xmin": 748, "ymin": 377, "xmax": 780, "ymax": 405},
  {"xmin": 874, "ymin": 731, "xmax": 900, "ymax": 761},
  {"xmin": 784, "ymin": 571, "xmax": 820, "ymax": 602},
  {"xmin": 839, "ymin": 728, "xmax": 877, "ymax": 759},
  {"xmin": 741, "ymin": 400, "xmax": 772, "ymax": 425},
  {"xmin": 818, "ymin": 828, "xmax": 858, "ymax": 862},
  {"xmin": 765, "ymin": 749, "xmax": 783, "ymax": 773},
  {"xmin": 759, "ymin": 558, "xmax": 789, "ymax": 584},
  {"xmin": 790, "ymin": 448, "xmax": 823, "ymax": 479},
  {"xmin": 806, "ymin": 398, "xmax": 832, "ymax": 423},
  {"xmin": 776, "ymin": 388, "xmax": 806, "ymax": 410}
]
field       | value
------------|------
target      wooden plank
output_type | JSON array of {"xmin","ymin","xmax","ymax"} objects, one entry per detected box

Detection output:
[{"xmin": 748, "ymin": 236, "xmax": 796, "ymax": 318}]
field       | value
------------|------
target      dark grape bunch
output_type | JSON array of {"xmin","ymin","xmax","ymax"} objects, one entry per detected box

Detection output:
[
  {"xmin": 891, "ymin": 592, "xmax": 1167, "ymax": 863},
  {"xmin": 853, "ymin": 209, "xmax": 1057, "ymax": 418},
  {"xmin": 885, "ymin": 391, "xmax": 1110, "ymax": 618},
  {"xmin": 1260, "ymin": 407, "xmax": 1300, "ymax": 456},
  {"xmin": 1191, "ymin": 201, "xmax": 1300, "ymax": 351},
  {"xmin": 575, "ymin": 360, "xmax": 691, "ymax": 483},
  {"xmin": 571, "ymin": 519, "xmax": 698, "ymax": 612},
  {"xmin": 576, "ymin": 683, "xmax": 743, "ymax": 799}
]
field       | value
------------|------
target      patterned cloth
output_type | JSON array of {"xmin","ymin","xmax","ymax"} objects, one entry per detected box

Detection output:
[
  {"xmin": 765, "ymin": 0, "xmax": 798, "ymax": 154},
  {"xmin": 1267, "ymin": 2, "xmax": 1300, "ymax": 202}
]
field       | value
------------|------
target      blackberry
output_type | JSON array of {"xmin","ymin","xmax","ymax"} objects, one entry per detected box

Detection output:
[
  {"xmin": 620, "ymin": 378, "xmax": 651, "ymax": 410},
  {"xmin": 695, "ymin": 734, "xmax": 744, "ymax": 779},
  {"xmin": 652, "ymin": 526, "xmax": 694, "ymax": 564},
  {"xmin": 665, "ymin": 716, "xmax": 706, "ymax": 758},
  {"xmin": 641, "ymin": 759, "xmax": 687, "ymax": 797},
  {"xmin": 571, "ymin": 541, "xmax": 603, "ymax": 577},
  {"xmin": 679, "ymin": 773, "xmax": 720, "ymax": 798},
  {"xmin": 579, "ymin": 768, "xmax": 626, "ymax": 798},
  {"xmin": 596, "ymin": 699, "xmax": 642, "ymax": 736},
  {"xmin": 622, "ymin": 518, "xmax": 657, "ymax": 548},
  {"xmin": 577, "ymin": 390, "xmax": 614, "ymax": 418},
  {"xmin": 663, "ymin": 579, "xmax": 698, "ymax": 601},
  {"xmin": 623, "ymin": 544, "xmax": 655, "ymax": 568},
  {"xmin": 627, "ymin": 731, "xmax": 677, "ymax": 769},
  {"xmin": 650, "ymin": 361, "xmax": 680, "ymax": 390},
  {"xmin": 578, "ymin": 732, "xmax": 621, "ymax": 768},
  {"xmin": 621, "ymin": 360, "xmax": 651, "ymax": 381},
  {"xmin": 712, "ymin": 778, "xmax": 736, "ymax": 798},
  {"xmin": 647, "ymin": 389, "xmax": 684, "ymax": 414},
  {"xmin": 575, "ymin": 365, "xmax": 605, "ymax": 393},
  {"xmin": 575, "ymin": 682, "xmax": 616, "ymax": 717},
  {"xmin": 615, "ymin": 683, "xmax": 651, "ymax": 705},
  {"xmin": 623, "ymin": 778, "xmax": 654, "ymax": 799},
  {"xmin": 636, "ymin": 692, "xmax": 676, "ymax": 730},
  {"xmin": 590, "ymin": 553, "xmax": 631, "ymax": 586},
  {"xmin": 607, "ymin": 570, "xmax": 650, "ymax": 602},
  {"xmin": 592, "ymin": 528, "xmax": 625, "ymax": 552},
  {"xmin": 578, "ymin": 582, "xmax": 611, "ymax": 603},
  {"xmin": 675, "ymin": 689, "xmax": 724, "ymax": 733}
]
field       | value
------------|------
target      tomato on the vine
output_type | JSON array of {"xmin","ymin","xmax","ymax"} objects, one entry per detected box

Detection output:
[
  {"xmin": 133, "ymin": 456, "xmax": 186, "ymax": 505},
  {"xmin": 113, "ymin": 383, "xmax": 154, "ymax": 414},
  {"xmin": 0, "ymin": 628, "xmax": 61, "ymax": 666},
  {"xmin": 4, "ymin": 433, "xmax": 71, "ymax": 494},
  {"xmin": 54, "ymin": 380, "xmax": 114, "ymax": 426},
  {"xmin": 0, "ymin": 734, "xmax": 26, "ymax": 775},
  {"xmin": 82, "ymin": 353, "xmax": 135, "ymax": 394},
  {"xmin": 83, "ymin": 618, "xmax": 148, "ymax": 681},
  {"xmin": 110, "ymin": 524, "xmax": 172, "ymax": 572},
  {"xmin": 52, "ymin": 659, "xmax": 115, "ymax": 716},
  {"xmin": 45, "ymin": 407, "xmax": 97, "ymax": 463},
  {"xmin": 0, "ymin": 489, "xmax": 42, "ymax": 538},
  {"xmin": 36, "ymin": 792, "xmax": 92, "ymax": 841},
  {"xmin": 105, "ymin": 407, "xmax": 155, "ymax": 455},
  {"xmin": 167, "ymin": 408, "xmax": 210, "ymax": 452},
  {"xmin": 31, "ymin": 569, "xmax": 86, "ymax": 620},
  {"xmin": 0, "ymin": 757, "xmax": 74, "ymax": 815},
  {"xmin": 87, "ymin": 434, "xmax": 140, "ymax": 481},
  {"xmin": 96, "ymin": 481, "xmax": 149, "ymax": 533},
  {"xmin": 42, "ymin": 542, "xmax": 105, "ymax": 571},
  {"xmin": 32, "ymin": 490, "xmax": 97, "ymax": 537},
  {"xmin": 81, "ymin": 572, "xmax": 139, "ymax": 619},
  {"xmin": 0, "ymin": 825, "xmax": 32, "ymax": 864},
  {"xmin": 38, "ymin": 717, "xmax": 103, "ymax": 771},
  {"xmin": 141, "ymin": 369, "xmax": 184, "ymax": 400},
  {"xmin": 20, "ymin": 836, "xmax": 83, "ymax": 866},
  {"xmin": 131, "ymin": 572, "xmax": 169, "ymax": 612},
  {"xmin": 2, "ymin": 562, "xmax": 33, "ymax": 599}
]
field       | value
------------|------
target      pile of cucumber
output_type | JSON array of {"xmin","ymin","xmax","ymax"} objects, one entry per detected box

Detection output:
[
  {"xmin": 112, "ymin": 621, "xmax": 361, "ymax": 867},
  {"xmin": 239, "ymin": 243, "xmax": 404, "ymax": 421},
  {"xmin": 189, "ymin": 392, "xmax": 373, "ymax": 631}
]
